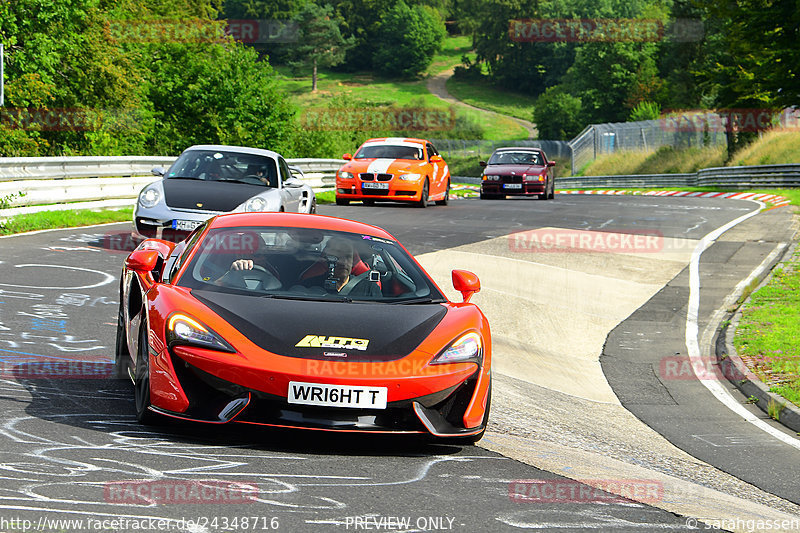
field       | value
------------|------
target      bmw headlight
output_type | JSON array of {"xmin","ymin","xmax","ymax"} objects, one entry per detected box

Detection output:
[
  {"xmin": 166, "ymin": 313, "xmax": 234, "ymax": 353},
  {"xmin": 244, "ymin": 197, "xmax": 268, "ymax": 212},
  {"xmin": 339, "ymin": 171, "xmax": 354, "ymax": 180},
  {"xmin": 482, "ymin": 175, "xmax": 499, "ymax": 181},
  {"xmin": 430, "ymin": 332, "xmax": 482, "ymax": 365},
  {"xmin": 138, "ymin": 186, "xmax": 160, "ymax": 208},
  {"xmin": 399, "ymin": 173, "xmax": 421, "ymax": 181}
]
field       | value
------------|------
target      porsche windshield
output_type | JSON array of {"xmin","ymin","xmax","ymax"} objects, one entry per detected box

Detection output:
[
  {"xmin": 488, "ymin": 151, "xmax": 544, "ymax": 166},
  {"xmin": 354, "ymin": 145, "xmax": 424, "ymax": 160},
  {"xmin": 178, "ymin": 226, "xmax": 446, "ymax": 303},
  {"xmin": 166, "ymin": 150, "xmax": 279, "ymax": 187}
]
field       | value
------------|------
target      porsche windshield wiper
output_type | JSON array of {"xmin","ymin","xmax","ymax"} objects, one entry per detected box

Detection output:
[{"xmin": 167, "ymin": 176, "xmax": 203, "ymax": 180}]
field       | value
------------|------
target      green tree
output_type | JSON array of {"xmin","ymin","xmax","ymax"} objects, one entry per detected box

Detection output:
[
  {"xmin": 373, "ymin": 2, "xmax": 446, "ymax": 78},
  {"xmin": 288, "ymin": 3, "xmax": 352, "ymax": 91},
  {"xmin": 533, "ymin": 86, "xmax": 583, "ymax": 140}
]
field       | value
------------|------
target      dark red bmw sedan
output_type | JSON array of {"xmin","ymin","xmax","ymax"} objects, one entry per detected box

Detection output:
[{"xmin": 479, "ymin": 147, "xmax": 556, "ymax": 200}]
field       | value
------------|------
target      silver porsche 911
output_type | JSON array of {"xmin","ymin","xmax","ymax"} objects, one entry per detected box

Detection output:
[{"xmin": 133, "ymin": 145, "xmax": 317, "ymax": 240}]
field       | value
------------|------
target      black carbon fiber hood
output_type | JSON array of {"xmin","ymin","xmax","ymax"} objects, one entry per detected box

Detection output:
[
  {"xmin": 163, "ymin": 178, "xmax": 265, "ymax": 211},
  {"xmin": 192, "ymin": 290, "xmax": 448, "ymax": 362}
]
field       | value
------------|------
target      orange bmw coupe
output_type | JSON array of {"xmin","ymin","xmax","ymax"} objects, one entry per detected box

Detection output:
[{"xmin": 335, "ymin": 138, "xmax": 451, "ymax": 207}]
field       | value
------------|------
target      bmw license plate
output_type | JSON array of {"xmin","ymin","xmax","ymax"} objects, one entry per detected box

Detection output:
[
  {"xmin": 172, "ymin": 219, "xmax": 202, "ymax": 231},
  {"xmin": 362, "ymin": 182, "xmax": 389, "ymax": 190},
  {"xmin": 288, "ymin": 381, "xmax": 387, "ymax": 409},
  {"xmin": 503, "ymin": 183, "xmax": 522, "ymax": 189}
]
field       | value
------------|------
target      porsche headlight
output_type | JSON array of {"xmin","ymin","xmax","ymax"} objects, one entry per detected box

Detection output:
[
  {"xmin": 138, "ymin": 186, "xmax": 161, "ymax": 208},
  {"xmin": 244, "ymin": 197, "xmax": 268, "ymax": 212},
  {"xmin": 166, "ymin": 313, "xmax": 234, "ymax": 353},
  {"xmin": 399, "ymin": 173, "xmax": 422, "ymax": 181},
  {"xmin": 430, "ymin": 332, "xmax": 482, "ymax": 365},
  {"xmin": 339, "ymin": 171, "xmax": 354, "ymax": 180}
]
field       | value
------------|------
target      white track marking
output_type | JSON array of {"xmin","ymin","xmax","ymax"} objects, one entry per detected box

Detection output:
[
  {"xmin": 685, "ymin": 201, "xmax": 800, "ymax": 450},
  {"xmin": 0, "ymin": 264, "xmax": 114, "ymax": 290}
]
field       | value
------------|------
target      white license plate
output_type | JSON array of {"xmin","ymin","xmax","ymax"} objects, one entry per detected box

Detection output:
[
  {"xmin": 172, "ymin": 219, "xmax": 202, "ymax": 231},
  {"xmin": 288, "ymin": 381, "xmax": 388, "ymax": 409},
  {"xmin": 503, "ymin": 183, "xmax": 523, "ymax": 189},
  {"xmin": 362, "ymin": 182, "xmax": 389, "ymax": 190}
]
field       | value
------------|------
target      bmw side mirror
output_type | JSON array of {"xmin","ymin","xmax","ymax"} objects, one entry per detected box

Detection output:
[
  {"xmin": 342, "ymin": 153, "xmax": 352, "ymax": 160},
  {"xmin": 547, "ymin": 161, "xmax": 556, "ymax": 167},
  {"xmin": 452, "ymin": 269, "xmax": 481, "ymax": 303},
  {"xmin": 479, "ymin": 161, "xmax": 487, "ymax": 167}
]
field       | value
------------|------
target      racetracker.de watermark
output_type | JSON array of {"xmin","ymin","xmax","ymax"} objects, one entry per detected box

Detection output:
[
  {"xmin": 0, "ymin": 108, "xmax": 140, "ymax": 131},
  {"xmin": 659, "ymin": 108, "xmax": 800, "ymax": 132},
  {"xmin": 508, "ymin": 18, "xmax": 703, "ymax": 42},
  {"xmin": 508, "ymin": 229, "xmax": 664, "ymax": 253},
  {"xmin": 0, "ymin": 359, "xmax": 113, "ymax": 380},
  {"xmin": 509, "ymin": 479, "xmax": 663, "ymax": 504},
  {"xmin": 107, "ymin": 18, "xmax": 299, "ymax": 44},
  {"xmin": 104, "ymin": 480, "xmax": 259, "ymax": 504},
  {"xmin": 300, "ymin": 108, "xmax": 456, "ymax": 132}
]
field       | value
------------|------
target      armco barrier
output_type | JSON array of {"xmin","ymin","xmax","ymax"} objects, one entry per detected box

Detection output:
[
  {"xmin": 0, "ymin": 157, "xmax": 345, "ymax": 211},
  {"xmin": 557, "ymin": 164, "xmax": 800, "ymax": 189}
]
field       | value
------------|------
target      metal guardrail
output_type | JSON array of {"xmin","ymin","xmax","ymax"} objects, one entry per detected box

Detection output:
[
  {"xmin": 0, "ymin": 157, "xmax": 344, "ymax": 210},
  {"xmin": 557, "ymin": 164, "xmax": 800, "ymax": 189}
]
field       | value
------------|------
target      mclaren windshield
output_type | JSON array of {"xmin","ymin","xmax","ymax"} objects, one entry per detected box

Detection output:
[{"xmin": 178, "ymin": 226, "xmax": 446, "ymax": 303}]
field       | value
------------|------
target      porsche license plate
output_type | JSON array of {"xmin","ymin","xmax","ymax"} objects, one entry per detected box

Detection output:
[
  {"xmin": 503, "ymin": 183, "xmax": 523, "ymax": 189},
  {"xmin": 362, "ymin": 182, "xmax": 389, "ymax": 190},
  {"xmin": 172, "ymin": 219, "xmax": 202, "ymax": 231},
  {"xmin": 288, "ymin": 381, "xmax": 387, "ymax": 409}
]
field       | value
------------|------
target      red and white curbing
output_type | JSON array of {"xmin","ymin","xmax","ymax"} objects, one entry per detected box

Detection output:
[{"xmin": 557, "ymin": 189, "xmax": 791, "ymax": 207}]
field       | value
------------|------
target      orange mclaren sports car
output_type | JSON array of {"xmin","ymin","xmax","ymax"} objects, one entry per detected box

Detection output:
[
  {"xmin": 335, "ymin": 137, "xmax": 451, "ymax": 207},
  {"xmin": 116, "ymin": 212, "xmax": 491, "ymax": 442}
]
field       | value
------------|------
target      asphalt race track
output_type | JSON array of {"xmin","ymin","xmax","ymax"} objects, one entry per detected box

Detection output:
[{"xmin": 0, "ymin": 194, "xmax": 798, "ymax": 532}]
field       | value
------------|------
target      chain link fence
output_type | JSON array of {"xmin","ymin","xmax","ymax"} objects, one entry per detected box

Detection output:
[{"xmin": 568, "ymin": 118, "xmax": 728, "ymax": 175}]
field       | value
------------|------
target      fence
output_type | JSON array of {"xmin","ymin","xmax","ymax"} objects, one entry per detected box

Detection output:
[{"xmin": 568, "ymin": 119, "xmax": 729, "ymax": 175}]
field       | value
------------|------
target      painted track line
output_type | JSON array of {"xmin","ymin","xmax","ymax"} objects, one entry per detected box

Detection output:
[{"xmin": 685, "ymin": 199, "xmax": 800, "ymax": 450}]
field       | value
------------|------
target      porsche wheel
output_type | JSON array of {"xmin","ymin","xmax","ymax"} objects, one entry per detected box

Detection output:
[
  {"xmin": 417, "ymin": 179, "xmax": 429, "ymax": 208},
  {"xmin": 134, "ymin": 322, "xmax": 159, "ymax": 424},
  {"xmin": 436, "ymin": 180, "xmax": 450, "ymax": 206}
]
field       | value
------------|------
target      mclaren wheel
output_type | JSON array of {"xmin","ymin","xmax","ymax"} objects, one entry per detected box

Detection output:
[
  {"xmin": 134, "ymin": 322, "xmax": 160, "ymax": 425},
  {"xmin": 113, "ymin": 302, "xmax": 130, "ymax": 379}
]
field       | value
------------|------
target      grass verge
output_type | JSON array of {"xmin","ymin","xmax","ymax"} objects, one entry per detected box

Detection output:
[
  {"xmin": 0, "ymin": 207, "xmax": 133, "ymax": 236},
  {"xmin": 734, "ymin": 244, "xmax": 800, "ymax": 407},
  {"xmin": 445, "ymin": 76, "xmax": 537, "ymax": 123}
]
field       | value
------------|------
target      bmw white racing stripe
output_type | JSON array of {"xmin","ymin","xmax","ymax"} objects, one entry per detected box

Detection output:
[{"xmin": 366, "ymin": 159, "xmax": 396, "ymax": 174}]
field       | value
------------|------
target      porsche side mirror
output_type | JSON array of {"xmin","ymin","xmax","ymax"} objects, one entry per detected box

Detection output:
[
  {"xmin": 452, "ymin": 269, "xmax": 480, "ymax": 303},
  {"xmin": 342, "ymin": 153, "xmax": 352, "ymax": 160},
  {"xmin": 430, "ymin": 155, "xmax": 443, "ymax": 163},
  {"xmin": 151, "ymin": 166, "xmax": 166, "ymax": 177},
  {"xmin": 284, "ymin": 177, "xmax": 303, "ymax": 188},
  {"xmin": 479, "ymin": 161, "xmax": 487, "ymax": 167},
  {"xmin": 547, "ymin": 161, "xmax": 556, "ymax": 167},
  {"xmin": 288, "ymin": 165, "xmax": 305, "ymax": 178},
  {"xmin": 125, "ymin": 249, "xmax": 160, "ymax": 273}
]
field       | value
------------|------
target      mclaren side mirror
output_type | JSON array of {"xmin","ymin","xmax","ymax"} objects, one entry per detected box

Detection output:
[
  {"xmin": 125, "ymin": 249, "xmax": 160, "ymax": 273},
  {"xmin": 452, "ymin": 269, "xmax": 481, "ymax": 303}
]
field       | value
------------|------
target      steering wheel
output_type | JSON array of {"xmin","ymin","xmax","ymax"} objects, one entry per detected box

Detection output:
[{"xmin": 221, "ymin": 265, "xmax": 282, "ymax": 291}]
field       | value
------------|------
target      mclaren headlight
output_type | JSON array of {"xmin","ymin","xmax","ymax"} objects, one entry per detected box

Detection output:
[
  {"xmin": 430, "ymin": 332, "xmax": 482, "ymax": 365},
  {"xmin": 166, "ymin": 313, "xmax": 234, "ymax": 353},
  {"xmin": 244, "ymin": 197, "xmax": 268, "ymax": 212},
  {"xmin": 138, "ymin": 186, "xmax": 161, "ymax": 208}
]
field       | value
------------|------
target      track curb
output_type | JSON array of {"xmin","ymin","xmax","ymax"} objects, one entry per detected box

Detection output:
[{"xmin": 714, "ymin": 241, "xmax": 800, "ymax": 434}]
